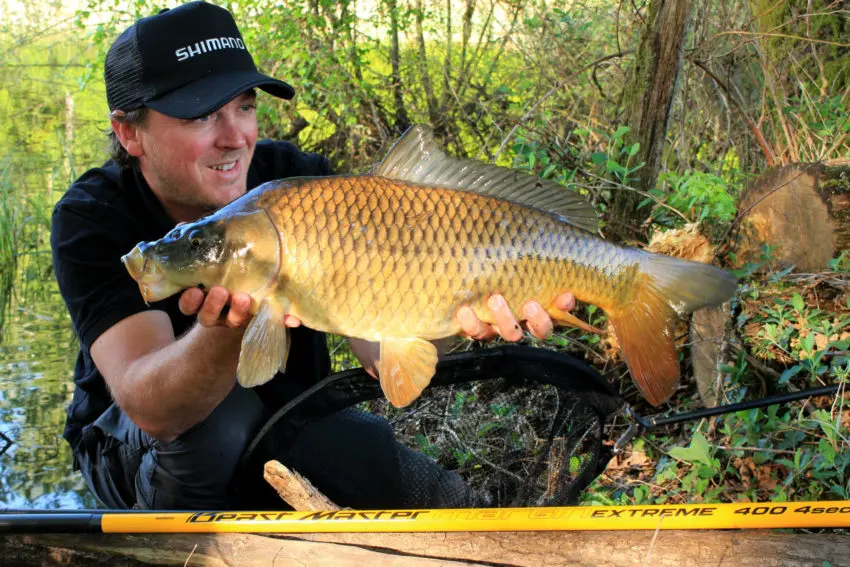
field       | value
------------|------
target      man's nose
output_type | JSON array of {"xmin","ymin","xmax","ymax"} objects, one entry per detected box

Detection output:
[{"xmin": 215, "ymin": 112, "xmax": 250, "ymax": 149}]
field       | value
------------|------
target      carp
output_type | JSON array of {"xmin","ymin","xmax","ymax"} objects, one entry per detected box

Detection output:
[{"xmin": 122, "ymin": 125, "xmax": 737, "ymax": 408}]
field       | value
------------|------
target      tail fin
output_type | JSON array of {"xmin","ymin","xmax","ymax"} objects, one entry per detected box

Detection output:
[{"xmin": 609, "ymin": 254, "xmax": 737, "ymax": 406}]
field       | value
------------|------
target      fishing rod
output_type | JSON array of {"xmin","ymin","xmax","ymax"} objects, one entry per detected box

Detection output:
[
  {"xmin": 1, "ymin": 501, "xmax": 849, "ymax": 533},
  {"xmin": 614, "ymin": 382, "xmax": 844, "ymax": 451}
]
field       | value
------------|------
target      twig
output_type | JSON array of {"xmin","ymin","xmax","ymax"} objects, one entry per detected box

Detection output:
[
  {"xmin": 641, "ymin": 520, "xmax": 662, "ymax": 567},
  {"xmin": 184, "ymin": 544, "xmax": 197, "ymax": 567},
  {"xmin": 494, "ymin": 50, "xmax": 634, "ymax": 161},
  {"xmin": 573, "ymin": 175, "xmax": 691, "ymax": 224},
  {"xmin": 716, "ymin": 445, "xmax": 797, "ymax": 455},
  {"xmin": 715, "ymin": 30, "xmax": 850, "ymax": 48},
  {"xmin": 264, "ymin": 460, "xmax": 341, "ymax": 511},
  {"xmin": 692, "ymin": 59, "xmax": 776, "ymax": 166},
  {"xmin": 442, "ymin": 424, "xmax": 525, "ymax": 483}
]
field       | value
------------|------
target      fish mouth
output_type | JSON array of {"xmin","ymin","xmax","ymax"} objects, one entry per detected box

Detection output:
[{"xmin": 121, "ymin": 245, "xmax": 181, "ymax": 303}]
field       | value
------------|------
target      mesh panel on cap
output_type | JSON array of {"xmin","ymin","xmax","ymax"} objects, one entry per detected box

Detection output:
[{"xmin": 105, "ymin": 26, "xmax": 155, "ymax": 112}]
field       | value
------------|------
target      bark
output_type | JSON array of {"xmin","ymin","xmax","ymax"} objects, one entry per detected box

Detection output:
[
  {"xmin": 388, "ymin": 0, "xmax": 410, "ymax": 135},
  {"xmin": 454, "ymin": 0, "xmax": 476, "ymax": 102},
  {"xmin": 415, "ymin": 0, "xmax": 440, "ymax": 127},
  {"xmin": 609, "ymin": 0, "xmax": 691, "ymax": 241},
  {"xmin": 442, "ymin": 0, "xmax": 452, "ymax": 103},
  {"xmin": 264, "ymin": 460, "xmax": 341, "ymax": 511},
  {"xmin": 2, "ymin": 530, "xmax": 849, "ymax": 566}
]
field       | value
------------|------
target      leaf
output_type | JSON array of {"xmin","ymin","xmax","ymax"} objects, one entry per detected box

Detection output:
[
  {"xmin": 668, "ymin": 432, "xmax": 715, "ymax": 468},
  {"xmin": 792, "ymin": 293, "xmax": 805, "ymax": 312},
  {"xmin": 779, "ymin": 364, "xmax": 804, "ymax": 384},
  {"xmin": 590, "ymin": 152, "xmax": 607, "ymax": 165},
  {"xmin": 818, "ymin": 438, "xmax": 836, "ymax": 465},
  {"xmin": 613, "ymin": 125, "xmax": 630, "ymax": 139},
  {"xmin": 802, "ymin": 333, "xmax": 815, "ymax": 354}
]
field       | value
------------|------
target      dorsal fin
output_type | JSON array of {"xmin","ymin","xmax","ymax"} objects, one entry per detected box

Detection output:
[{"xmin": 372, "ymin": 124, "xmax": 599, "ymax": 233}]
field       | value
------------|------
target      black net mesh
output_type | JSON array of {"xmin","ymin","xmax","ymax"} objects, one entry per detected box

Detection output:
[
  {"xmin": 239, "ymin": 345, "xmax": 623, "ymax": 509},
  {"xmin": 367, "ymin": 376, "xmax": 612, "ymax": 507}
]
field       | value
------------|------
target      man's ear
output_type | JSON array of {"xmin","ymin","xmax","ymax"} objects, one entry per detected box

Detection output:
[{"xmin": 111, "ymin": 119, "xmax": 145, "ymax": 158}]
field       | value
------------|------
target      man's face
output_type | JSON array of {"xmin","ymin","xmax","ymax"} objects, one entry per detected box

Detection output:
[{"xmin": 134, "ymin": 91, "xmax": 259, "ymax": 223}]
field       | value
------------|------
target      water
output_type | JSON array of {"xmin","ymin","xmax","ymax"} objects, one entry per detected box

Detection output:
[{"xmin": 0, "ymin": 276, "xmax": 99, "ymax": 510}]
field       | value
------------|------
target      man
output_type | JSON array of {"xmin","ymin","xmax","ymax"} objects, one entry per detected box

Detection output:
[{"xmin": 51, "ymin": 1, "xmax": 576, "ymax": 510}]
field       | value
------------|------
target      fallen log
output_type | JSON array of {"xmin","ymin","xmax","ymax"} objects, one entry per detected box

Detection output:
[
  {"xmin": 730, "ymin": 160, "xmax": 849, "ymax": 272},
  {"xmin": 2, "ymin": 529, "xmax": 849, "ymax": 566}
]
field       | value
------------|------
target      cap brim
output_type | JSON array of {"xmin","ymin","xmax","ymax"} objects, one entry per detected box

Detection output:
[{"xmin": 146, "ymin": 69, "xmax": 295, "ymax": 119}]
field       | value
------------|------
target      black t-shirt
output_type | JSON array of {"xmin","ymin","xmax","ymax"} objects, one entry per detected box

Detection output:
[{"xmin": 51, "ymin": 139, "xmax": 333, "ymax": 449}]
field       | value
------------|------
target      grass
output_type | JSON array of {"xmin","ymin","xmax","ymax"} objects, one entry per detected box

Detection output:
[{"xmin": 0, "ymin": 153, "xmax": 19, "ymax": 332}]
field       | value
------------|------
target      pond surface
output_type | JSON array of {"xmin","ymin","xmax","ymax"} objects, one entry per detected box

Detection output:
[{"xmin": 0, "ymin": 274, "xmax": 99, "ymax": 510}]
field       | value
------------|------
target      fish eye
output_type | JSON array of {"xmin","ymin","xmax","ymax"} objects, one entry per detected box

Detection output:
[{"xmin": 188, "ymin": 229, "xmax": 203, "ymax": 248}]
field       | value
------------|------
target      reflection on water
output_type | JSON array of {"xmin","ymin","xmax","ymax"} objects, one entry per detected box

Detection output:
[{"xmin": 0, "ymin": 277, "xmax": 99, "ymax": 509}]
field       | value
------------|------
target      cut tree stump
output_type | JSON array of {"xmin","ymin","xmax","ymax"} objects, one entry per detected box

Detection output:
[
  {"xmin": 2, "ymin": 529, "xmax": 849, "ymax": 566},
  {"xmin": 731, "ymin": 160, "xmax": 850, "ymax": 272}
]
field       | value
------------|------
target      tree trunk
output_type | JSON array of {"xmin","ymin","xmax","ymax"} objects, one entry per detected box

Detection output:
[
  {"xmin": 415, "ymin": 0, "xmax": 440, "ymax": 128},
  {"xmin": 609, "ymin": 0, "xmax": 691, "ymax": 241},
  {"xmin": 730, "ymin": 161, "xmax": 850, "ymax": 273},
  {"xmin": 2, "ymin": 530, "xmax": 849, "ymax": 566},
  {"xmin": 387, "ymin": 0, "xmax": 410, "ymax": 135}
]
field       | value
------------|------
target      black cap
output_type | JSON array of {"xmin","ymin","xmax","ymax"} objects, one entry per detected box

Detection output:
[{"xmin": 105, "ymin": 1, "xmax": 294, "ymax": 119}]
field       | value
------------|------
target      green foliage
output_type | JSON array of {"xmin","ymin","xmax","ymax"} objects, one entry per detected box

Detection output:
[{"xmin": 649, "ymin": 170, "xmax": 738, "ymax": 226}]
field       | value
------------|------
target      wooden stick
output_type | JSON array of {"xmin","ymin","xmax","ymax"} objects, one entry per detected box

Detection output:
[{"xmin": 263, "ymin": 460, "xmax": 341, "ymax": 511}]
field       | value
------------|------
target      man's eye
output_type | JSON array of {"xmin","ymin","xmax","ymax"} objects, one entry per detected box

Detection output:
[
  {"xmin": 193, "ymin": 114, "xmax": 211, "ymax": 123},
  {"xmin": 241, "ymin": 103, "xmax": 256, "ymax": 112}
]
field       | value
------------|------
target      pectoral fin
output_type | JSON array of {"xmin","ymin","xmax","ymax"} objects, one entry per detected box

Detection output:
[
  {"xmin": 237, "ymin": 298, "xmax": 289, "ymax": 388},
  {"xmin": 378, "ymin": 338, "xmax": 439, "ymax": 408}
]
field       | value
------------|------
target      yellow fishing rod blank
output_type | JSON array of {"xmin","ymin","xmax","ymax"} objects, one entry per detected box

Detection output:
[{"xmin": 3, "ymin": 502, "xmax": 849, "ymax": 533}]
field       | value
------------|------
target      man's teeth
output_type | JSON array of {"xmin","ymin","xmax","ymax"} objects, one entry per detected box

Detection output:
[{"xmin": 211, "ymin": 162, "xmax": 236, "ymax": 171}]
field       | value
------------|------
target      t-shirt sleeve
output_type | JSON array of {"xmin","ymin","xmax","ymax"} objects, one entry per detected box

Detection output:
[{"xmin": 51, "ymin": 196, "xmax": 150, "ymax": 351}]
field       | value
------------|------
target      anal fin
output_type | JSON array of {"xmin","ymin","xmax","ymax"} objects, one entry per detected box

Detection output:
[
  {"xmin": 378, "ymin": 338, "xmax": 439, "ymax": 408},
  {"xmin": 237, "ymin": 298, "xmax": 289, "ymax": 388}
]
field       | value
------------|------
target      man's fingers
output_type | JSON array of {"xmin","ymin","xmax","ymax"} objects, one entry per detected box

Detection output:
[
  {"xmin": 522, "ymin": 301, "xmax": 554, "ymax": 340},
  {"xmin": 225, "ymin": 292, "xmax": 252, "ymax": 328},
  {"xmin": 457, "ymin": 306, "xmax": 496, "ymax": 340},
  {"xmin": 283, "ymin": 314, "xmax": 302, "ymax": 328},
  {"xmin": 488, "ymin": 294, "xmax": 522, "ymax": 342},
  {"xmin": 197, "ymin": 286, "xmax": 229, "ymax": 327},
  {"xmin": 179, "ymin": 287, "xmax": 205, "ymax": 316},
  {"xmin": 555, "ymin": 291, "xmax": 576, "ymax": 312}
]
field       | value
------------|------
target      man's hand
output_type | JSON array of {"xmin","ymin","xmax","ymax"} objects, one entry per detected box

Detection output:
[
  {"xmin": 178, "ymin": 286, "xmax": 301, "ymax": 328},
  {"xmin": 457, "ymin": 292, "xmax": 576, "ymax": 341}
]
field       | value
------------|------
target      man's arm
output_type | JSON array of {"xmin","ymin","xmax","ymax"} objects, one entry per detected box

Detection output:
[{"xmin": 90, "ymin": 287, "xmax": 254, "ymax": 443}]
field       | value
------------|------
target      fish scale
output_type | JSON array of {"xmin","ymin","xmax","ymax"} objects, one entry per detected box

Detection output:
[{"xmin": 258, "ymin": 175, "xmax": 639, "ymax": 342}]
